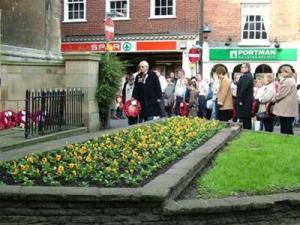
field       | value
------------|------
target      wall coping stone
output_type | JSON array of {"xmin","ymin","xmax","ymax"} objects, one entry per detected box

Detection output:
[
  {"xmin": 163, "ymin": 192, "xmax": 300, "ymax": 215},
  {"xmin": 63, "ymin": 53, "xmax": 101, "ymax": 62}
]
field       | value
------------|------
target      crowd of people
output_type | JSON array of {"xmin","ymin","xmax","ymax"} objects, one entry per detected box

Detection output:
[{"xmin": 117, "ymin": 60, "xmax": 300, "ymax": 135}]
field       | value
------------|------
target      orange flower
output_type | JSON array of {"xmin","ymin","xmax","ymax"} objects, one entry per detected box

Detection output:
[
  {"xmin": 79, "ymin": 146, "xmax": 87, "ymax": 154},
  {"xmin": 55, "ymin": 154, "xmax": 62, "ymax": 161},
  {"xmin": 20, "ymin": 164, "xmax": 29, "ymax": 171}
]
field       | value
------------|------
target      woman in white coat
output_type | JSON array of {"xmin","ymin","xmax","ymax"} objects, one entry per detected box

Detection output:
[
  {"xmin": 273, "ymin": 66, "xmax": 298, "ymax": 134},
  {"xmin": 257, "ymin": 74, "xmax": 276, "ymax": 132}
]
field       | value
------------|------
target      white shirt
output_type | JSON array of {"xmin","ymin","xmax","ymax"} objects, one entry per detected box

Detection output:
[
  {"xmin": 297, "ymin": 89, "xmax": 300, "ymax": 102},
  {"xmin": 174, "ymin": 79, "xmax": 187, "ymax": 98},
  {"xmin": 198, "ymin": 80, "xmax": 208, "ymax": 96},
  {"xmin": 125, "ymin": 83, "xmax": 134, "ymax": 102},
  {"xmin": 158, "ymin": 75, "xmax": 168, "ymax": 93}
]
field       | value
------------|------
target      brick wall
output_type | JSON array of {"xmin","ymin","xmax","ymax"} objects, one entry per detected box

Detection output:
[
  {"xmin": 204, "ymin": 0, "xmax": 300, "ymax": 43},
  {"xmin": 61, "ymin": 0, "xmax": 200, "ymax": 37}
]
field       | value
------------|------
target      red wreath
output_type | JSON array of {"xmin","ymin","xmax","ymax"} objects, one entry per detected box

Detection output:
[
  {"xmin": 123, "ymin": 99, "xmax": 141, "ymax": 117},
  {"xmin": 251, "ymin": 99, "xmax": 259, "ymax": 117},
  {"xmin": 266, "ymin": 101, "xmax": 275, "ymax": 117},
  {"xmin": 179, "ymin": 101, "xmax": 189, "ymax": 117}
]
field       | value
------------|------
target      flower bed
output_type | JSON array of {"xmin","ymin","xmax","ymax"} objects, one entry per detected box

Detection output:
[{"xmin": 0, "ymin": 117, "xmax": 224, "ymax": 187}]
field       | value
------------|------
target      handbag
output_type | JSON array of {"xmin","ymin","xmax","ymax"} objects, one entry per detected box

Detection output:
[{"xmin": 256, "ymin": 111, "xmax": 267, "ymax": 121}]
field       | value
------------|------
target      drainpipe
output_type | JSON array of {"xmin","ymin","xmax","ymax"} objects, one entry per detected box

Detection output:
[{"xmin": 199, "ymin": 0, "xmax": 204, "ymax": 75}]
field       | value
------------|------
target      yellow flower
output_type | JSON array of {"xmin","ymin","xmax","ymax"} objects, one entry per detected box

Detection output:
[
  {"xmin": 68, "ymin": 163, "xmax": 76, "ymax": 169},
  {"xmin": 55, "ymin": 154, "xmax": 62, "ymax": 161},
  {"xmin": 56, "ymin": 165, "xmax": 64, "ymax": 175},
  {"xmin": 13, "ymin": 169, "xmax": 19, "ymax": 176},
  {"xmin": 85, "ymin": 153, "xmax": 92, "ymax": 162},
  {"xmin": 26, "ymin": 156, "xmax": 34, "ymax": 164}
]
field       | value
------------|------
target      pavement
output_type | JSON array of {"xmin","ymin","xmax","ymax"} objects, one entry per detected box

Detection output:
[{"xmin": 0, "ymin": 118, "xmax": 299, "ymax": 163}]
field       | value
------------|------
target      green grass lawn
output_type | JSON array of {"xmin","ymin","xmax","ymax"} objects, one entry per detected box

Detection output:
[{"xmin": 197, "ymin": 131, "xmax": 300, "ymax": 198}]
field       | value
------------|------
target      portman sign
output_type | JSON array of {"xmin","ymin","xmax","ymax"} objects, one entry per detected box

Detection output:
[{"xmin": 210, "ymin": 48, "xmax": 297, "ymax": 61}]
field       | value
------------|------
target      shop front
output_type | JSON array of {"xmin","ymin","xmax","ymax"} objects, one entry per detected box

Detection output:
[
  {"xmin": 61, "ymin": 34, "xmax": 198, "ymax": 78},
  {"xmin": 203, "ymin": 47, "xmax": 299, "ymax": 81}
]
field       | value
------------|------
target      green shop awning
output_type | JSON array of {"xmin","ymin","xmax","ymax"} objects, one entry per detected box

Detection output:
[{"xmin": 209, "ymin": 48, "xmax": 297, "ymax": 61}]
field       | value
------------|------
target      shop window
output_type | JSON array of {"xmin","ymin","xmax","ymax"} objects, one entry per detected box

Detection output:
[
  {"xmin": 106, "ymin": 0, "xmax": 130, "ymax": 19},
  {"xmin": 240, "ymin": 2, "xmax": 270, "ymax": 46},
  {"xmin": 63, "ymin": 0, "xmax": 86, "ymax": 22},
  {"xmin": 150, "ymin": 0, "xmax": 176, "ymax": 19}
]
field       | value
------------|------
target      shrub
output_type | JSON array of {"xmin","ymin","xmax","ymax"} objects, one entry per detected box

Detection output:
[{"xmin": 95, "ymin": 54, "xmax": 126, "ymax": 128}]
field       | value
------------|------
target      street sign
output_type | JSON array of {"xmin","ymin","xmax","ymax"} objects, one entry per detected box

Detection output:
[
  {"xmin": 104, "ymin": 17, "xmax": 114, "ymax": 41},
  {"xmin": 188, "ymin": 48, "xmax": 201, "ymax": 63}
]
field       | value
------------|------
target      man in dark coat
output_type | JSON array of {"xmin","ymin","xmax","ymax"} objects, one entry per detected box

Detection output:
[
  {"xmin": 132, "ymin": 60, "xmax": 162, "ymax": 122},
  {"xmin": 237, "ymin": 63, "xmax": 254, "ymax": 129}
]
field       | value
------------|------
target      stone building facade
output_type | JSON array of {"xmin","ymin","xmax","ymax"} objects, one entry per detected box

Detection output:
[{"xmin": 0, "ymin": 0, "xmax": 100, "ymax": 131}]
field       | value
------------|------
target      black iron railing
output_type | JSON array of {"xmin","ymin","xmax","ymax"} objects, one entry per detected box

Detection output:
[{"xmin": 25, "ymin": 89, "xmax": 84, "ymax": 139}]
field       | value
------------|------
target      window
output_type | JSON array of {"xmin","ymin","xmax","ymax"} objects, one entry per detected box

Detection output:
[
  {"xmin": 150, "ymin": 0, "xmax": 176, "ymax": 19},
  {"xmin": 243, "ymin": 15, "xmax": 267, "ymax": 40},
  {"xmin": 63, "ymin": 0, "xmax": 86, "ymax": 22},
  {"xmin": 106, "ymin": 0, "xmax": 130, "ymax": 20},
  {"xmin": 240, "ymin": 3, "xmax": 270, "ymax": 45}
]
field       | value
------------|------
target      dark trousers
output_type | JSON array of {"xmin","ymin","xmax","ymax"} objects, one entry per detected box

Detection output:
[
  {"xmin": 279, "ymin": 116, "xmax": 294, "ymax": 135},
  {"xmin": 263, "ymin": 118, "xmax": 274, "ymax": 132},
  {"xmin": 128, "ymin": 117, "xmax": 138, "ymax": 126},
  {"xmin": 159, "ymin": 94, "xmax": 167, "ymax": 117},
  {"xmin": 198, "ymin": 95, "xmax": 206, "ymax": 118},
  {"xmin": 240, "ymin": 117, "xmax": 252, "ymax": 130},
  {"xmin": 218, "ymin": 110, "xmax": 232, "ymax": 122},
  {"xmin": 206, "ymin": 109, "xmax": 212, "ymax": 120}
]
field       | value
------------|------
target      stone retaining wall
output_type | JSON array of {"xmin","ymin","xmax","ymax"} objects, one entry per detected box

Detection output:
[{"xmin": 2, "ymin": 126, "xmax": 300, "ymax": 225}]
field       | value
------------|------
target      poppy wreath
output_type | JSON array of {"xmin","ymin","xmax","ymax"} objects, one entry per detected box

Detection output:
[
  {"xmin": 123, "ymin": 99, "xmax": 141, "ymax": 117},
  {"xmin": 17, "ymin": 111, "xmax": 26, "ymax": 128},
  {"xmin": 0, "ymin": 110, "xmax": 18, "ymax": 128},
  {"xmin": 251, "ymin": 99, "xmax": 259, "ymax": 117},
  {"xmin": 179, "ymin": 101, "xmax": 189, "ymax": 117},
  {"xmin": 266, "ymin": 101, "xmax": 275, "ymax": 117}
]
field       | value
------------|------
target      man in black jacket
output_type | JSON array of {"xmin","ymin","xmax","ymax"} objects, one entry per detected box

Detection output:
[
  {"xmin": 237, "ymin": 63, "xmax": 254, "ymax": 129},
  {"xmin": 132, "ymin": 61, "xmax": 162, "ymax": 122}
]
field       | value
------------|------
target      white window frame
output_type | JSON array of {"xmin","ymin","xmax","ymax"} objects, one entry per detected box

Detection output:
[
  {"xmin": 239, "ymin": 2, "xmax": 270, "ymax": 46},
  {"xmin": 105, "ymin": 0, "xmax": 130, "ymax": 20},
  {"xmin": 63, "ymin": 0, "xmax": 87, "ymax": 23},
  {"xmin": 150, "ymin": 0, "xmax": 176, "ymax": 19}
]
